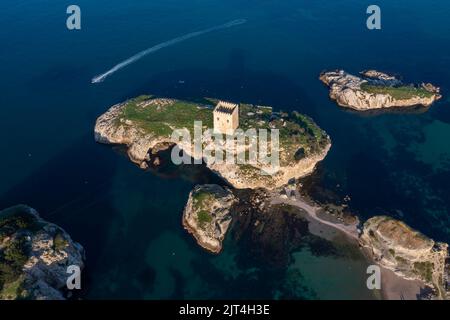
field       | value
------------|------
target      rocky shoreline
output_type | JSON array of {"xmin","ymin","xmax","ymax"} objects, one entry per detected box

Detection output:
[
  {"xmin": 360, "ymin": 216, "xmax": 449, "ymax": 299},
  {"xmin": 320, "ymin": 70, "xmax": 442, "ymax": 111},
  {"xmin": 182, "ymin": 185, "xmax": 237, "ymax": 253},
  {"xmin": 0, "ymin": 205, "xmax": 85, "ymax": 300}
]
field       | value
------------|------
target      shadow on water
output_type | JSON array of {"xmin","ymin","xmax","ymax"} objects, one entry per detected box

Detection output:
[
  {"xmin": 141, "ymin": 146, "xmax": 228, "ymax": 187},
  {"xmin": 338, "ymin": 104, "xmax": 431, "ymax": 117}
]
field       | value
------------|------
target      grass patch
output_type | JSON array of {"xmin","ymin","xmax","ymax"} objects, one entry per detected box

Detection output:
[
  {"xmin": 0, "ymin": 237, "xmax": 30, "ymax": 292},
  {"xmin": 0, "ymin": 276, "xmax": 25, "ymax": 300},
  {"xmin": 197, "ymin": 210, "xmax": 212, "ymax": 228},
  {"xmin": 121, "ymin": 98, "xmax": 213, "ymax": 137},
  {"xmin": 413, "ymin": 261, "xmax": 434, "ymax": 283},
  {"xmin": 360, "ymin": 83, "xmax": 434, "ymax": 99},
  {"xmin": 0, "ymin": 206, "xmax": 37, "ymax": 294},
  {"xmin": 53, "ymin": 232, "xmax": 68, "ymax": 252},
  {"xmin": 239, "ymin": 164, "xmax": 263, "ymax": 179},
  {"xmin": 395, "ymin": 256, "xmax": 408, "ymax": 265},
  {"xmin": 192, "ymin": 191, "xmax": 213, "ymax": 208}
]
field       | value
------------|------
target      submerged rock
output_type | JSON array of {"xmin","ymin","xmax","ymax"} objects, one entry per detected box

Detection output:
[
  {"xmin": 320, "ymin": 70, "xmax": 441, "ymax": 110},
  {"xmin": 183, "ymin": 185, "xmax": 237, "ymax": 253},
  {"xmin": 360, "ymin": 216, "xmax": 448, "ymax": 299},
  {"xmin": 0, "ymin": 205, "xmax": 85, "ymax": 300}
]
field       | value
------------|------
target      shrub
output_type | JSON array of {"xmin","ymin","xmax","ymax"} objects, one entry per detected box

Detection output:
[
  {"xmin": 53, "ymin": 233, "xmax": 68, "ymax": 251},
  {"xmin": 414, "ymin": 261, "xmax": 434, "ymax": 283},
  {"xmin": 197, "ymin": 210, "xmax": 212, "ymax": 228}
]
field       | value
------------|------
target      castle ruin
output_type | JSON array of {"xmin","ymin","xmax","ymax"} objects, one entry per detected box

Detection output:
[{"xmin": 213, "ymin": 101, "xmax": 239, "ymax": 134}]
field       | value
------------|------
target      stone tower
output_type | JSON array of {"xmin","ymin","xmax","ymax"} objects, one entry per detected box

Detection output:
[{"xmin": 213, "ymin": 101, "xmax": 239, "ymax": 134}]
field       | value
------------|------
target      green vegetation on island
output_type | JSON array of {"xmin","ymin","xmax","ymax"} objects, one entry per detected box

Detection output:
[
  {"xmin": 197, "ymin": 210, "xmax": 213, "ymax": 228},
  {"xmin": 360, "ymin": 83, "xmax": 435, "ymax": 99},
  {"xmin": 0, "ymin": 206, "xmax": 39, "ymax": 299},
  {"xmin": 183, "ymin": 185, "xmax": 237, "ymax": 253},
  {"xmin": 120, "ymin": 95, "xmax": 213, "ymax": 137},
  {"xmin": 320, "ymin": 70, "xmax": 441, "ymax": 110},
  {"xmin": 192, "ymin": 190, "xmax": 215, "ymax": 230},
  {"xmin": 360, "ymin": 215, "xmax": 448, "ymax": 299},
  {"xmin": 0, "ymin": 205, "xmax": 85, "ymax": 300},
  {"xmin": 116, "ymin": 96, "xmax": 329, "ymax": 167},
  {"xmin": 414, "ymin": 261, "xmax": 434, "ymax": 283}
]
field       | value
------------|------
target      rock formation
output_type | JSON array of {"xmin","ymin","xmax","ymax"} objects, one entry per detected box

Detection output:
[
  {"xmin": 360, "ymin": 216, "xmax": 448, "ymax": 299},
  {"xmin": 183, "ymin": 185, "xmax": 237, "ymax": 253},
  {"xmin": 320, "ymin": 70, "xmax": 441, "ymax": 110},
  {"xmin": 0, "ymin": 205, "xmax": 85, "ymax": 300}
]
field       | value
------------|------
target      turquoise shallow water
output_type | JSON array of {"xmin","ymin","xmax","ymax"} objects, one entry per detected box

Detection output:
[{"xmin": 0, "ymin": 0, "xmax": 449, "ymax": 299}]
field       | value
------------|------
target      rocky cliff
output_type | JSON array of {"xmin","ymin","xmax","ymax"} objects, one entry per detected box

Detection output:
[
  {"xmin": 183, "ymin": 185, "xmax": 237, "ymax": 253},
  {"xmin": 0, "ymin": 205, "xmax": 85, "ymax": 300},
  {"xmin": 320, "ymin": 70, "xmax": 441, "ymax": 110},
  {"xmin": 94, "ymin": 96, "xmax": 331, "ymax": 189},
  {"xmin": 360, "ymin": 216, "xmax": 448, "ymax": 299}
]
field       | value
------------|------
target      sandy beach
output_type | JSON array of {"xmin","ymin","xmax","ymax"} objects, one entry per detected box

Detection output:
[
  {"xmin": 270, "ymin": 192, "xmax": 430, "ymax": 300},
  {"xmin": 380, "ymin": 267, "xmax": 428, "ymax": 300}
]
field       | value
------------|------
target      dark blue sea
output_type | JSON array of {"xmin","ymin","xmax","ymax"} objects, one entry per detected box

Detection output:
[{"xmin": 1, "ymin": 0, "xmax": 449, "ymax": 299}]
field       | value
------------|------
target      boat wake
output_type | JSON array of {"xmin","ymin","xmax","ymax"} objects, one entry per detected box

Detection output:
[{"xmin": 91, "ymin": 19, "xmax": 247, "ymax": 84}]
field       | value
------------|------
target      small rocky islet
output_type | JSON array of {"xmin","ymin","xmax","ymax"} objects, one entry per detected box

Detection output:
[
  {"xmin": 320, "ymin": 69, "xmax": 442, "ymax": 111},
  {"xmin": 94, "ymin": 94, "xmax": 449, "ymax": 299},
  {"xmin": 183, "ymin": 184, "xmax": 237, "ymax": 254},
  {"xmin": 0, "ymin": 205, "xmax": 85, "ymax": 300}
]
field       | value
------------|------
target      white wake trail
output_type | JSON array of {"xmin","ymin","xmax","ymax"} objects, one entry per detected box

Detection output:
[{"xmin": 91, "ymin": 19, "xmax": 247, "ymax": 84}]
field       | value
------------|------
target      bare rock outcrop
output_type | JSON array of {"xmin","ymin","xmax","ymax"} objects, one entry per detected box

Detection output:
[
  {"xmin": 182, "ymin": 185, "xmax": 237, "ymax": 253},
  {"xmin": 360, "ymin": 216, "xmax": 448, "ymax": 299},
  {"xmin": 320, "ymin": 70, "xmax": 442, "ymax": 110},
  {"xmin": 0, "ymin": 205, "xmax": 85, "ymax": 300},
  {"xmin": 94, "ymin": 103, "xmax": 172, "ymax": 168}
]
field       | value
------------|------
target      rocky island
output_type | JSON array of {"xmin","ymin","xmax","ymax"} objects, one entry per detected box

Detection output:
[
  {"xmin": 94, "ymin": 96, "xmax": 331, "ymax": 189},
  {"xmin": 320, "ymin": 70, "xmax": 442, "ymax": 110},
  {"xmin": 182, "ymin": 182, "xmax": 449, "ymax": 299},
  {"xmin": 183, "ymin": 184, "xmax": 237, "ymax": 253},
  {"xmin": 360, "ymin": 216, "xmax": 449, "ymax": 299},
  {"xmin": 0, "ymin": 205, "xmax": 85, "ymax": 300}
]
